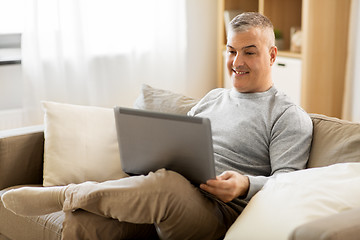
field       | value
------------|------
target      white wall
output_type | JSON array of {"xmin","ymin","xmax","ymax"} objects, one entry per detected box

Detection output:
[
  {"xmin": 343, "ymin": 0, "xmax": 360, "ymax": 122},
  {"xmin": 184, "ymin": 0, "xmax": 218, "ymax": 99},
  {"xmin": 0, "ymin": 64, "xmax": 24, "ymax": 130},
  {"xmin": 0, "ymin": 64, "xmax": 23, "ymax": 110},
  {"xmin": 348, "ymin": 0, "xmax": 360, "ymax": 122}
]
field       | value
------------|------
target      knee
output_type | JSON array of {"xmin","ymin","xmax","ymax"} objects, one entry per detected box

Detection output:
[
  {"xmin": 149, "ymin": 169, "xmax": 197, "ymax": 197},
  {"xmin": 152, "ymin": 169, "xmax": 190, "ymax": 187}
]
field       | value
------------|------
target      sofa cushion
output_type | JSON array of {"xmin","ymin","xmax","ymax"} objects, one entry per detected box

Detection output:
[
  {"xmin": 308, "ymin": 114, "xmax": 360, "ymax": 168},
  {"xmin": 42, "ymin": 101, "xmax": 128, "ymax": 186},
  {"xmin": 133, "ymin": 84, "xmax": 198, "ymax": 115},
  {"xmin": 224, "ymin": 162, "xmax": 360, "ymax": 240},
  {"xmin": 0, "ymin": 186, "xmax": 63, "ymax": 240},
  {"xmin": 289, "ymin": 207, "xmax": 360, "ymax": 240}
]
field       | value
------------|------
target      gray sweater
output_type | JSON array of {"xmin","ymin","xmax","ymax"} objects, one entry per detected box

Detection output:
[{"xmin": 188, "ymin": 87, "xmax": 313, "ymax": 212}]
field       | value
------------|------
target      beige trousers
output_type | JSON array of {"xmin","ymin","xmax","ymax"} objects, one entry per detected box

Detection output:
[{"xmin": 61, "ymin": 169, "xmax": 239, "ymax": 240}]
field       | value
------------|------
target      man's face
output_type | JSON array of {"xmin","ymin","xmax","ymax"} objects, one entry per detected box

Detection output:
[{"xmin": 226, "ymin": 27, "xmax": 277, "ymax": 93}]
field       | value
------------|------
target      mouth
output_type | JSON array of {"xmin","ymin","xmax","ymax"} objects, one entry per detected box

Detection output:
[{"xmin": 232, "ymin": 69, "xmax": 249, "ymax": 75}]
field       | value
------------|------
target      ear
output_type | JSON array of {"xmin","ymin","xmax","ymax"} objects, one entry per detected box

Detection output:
[{"xmin": 269, "ymin": 46, "xmax": 277, "ymax": 66}]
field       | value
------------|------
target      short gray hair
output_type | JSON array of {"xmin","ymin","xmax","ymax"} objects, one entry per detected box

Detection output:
[{"xmin": 228, "ymin": 12, "xmax": 275, "ymax": 46}]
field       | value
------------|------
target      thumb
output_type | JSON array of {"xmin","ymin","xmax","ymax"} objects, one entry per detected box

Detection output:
[{"xmin": 217, "ymin": 171, "xmax": 232, "ymax": 180}]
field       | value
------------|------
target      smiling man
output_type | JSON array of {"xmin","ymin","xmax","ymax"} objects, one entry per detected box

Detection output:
[
  {"xmin": 226, "ymin": 14, "xmax": 277, "ymax": 93},
  {"xmin": 192, "ymin": 11, "xmax": 313, "ymax": 226},
  {"xmin": 2, "ymin": 12, "xmax": 313, "ymax": 240}
]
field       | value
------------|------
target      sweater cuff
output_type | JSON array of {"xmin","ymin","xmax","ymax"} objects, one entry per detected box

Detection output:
[{"xmin": 243, "ymin": 175, "xmax": 268, "ymax": 202}]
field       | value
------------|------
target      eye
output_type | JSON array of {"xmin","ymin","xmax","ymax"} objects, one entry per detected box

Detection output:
[
  {"xmin": 245, "ymin": 52, "xmax": 255, "ymax": 55},
  {"xmin": 227, "ymin": 50, "xmax": 236, "ymax": 55}
]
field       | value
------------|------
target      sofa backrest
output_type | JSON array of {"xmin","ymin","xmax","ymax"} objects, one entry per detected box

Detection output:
[
  {"xmin": 0, "ymin": 126, "xmax": 44, "ymax": 190},
  {"xmin": 307, "ymin": 114, "xmax": 360, "ymax": 168},
  {"xmin": 1, "ymin": 111, "xmax": 359, "ymax": 190}
]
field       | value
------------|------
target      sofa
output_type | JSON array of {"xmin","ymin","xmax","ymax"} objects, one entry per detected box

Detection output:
[{"xmin": 1, "ymin": 84, "xmax": 360, "ymax": 240}]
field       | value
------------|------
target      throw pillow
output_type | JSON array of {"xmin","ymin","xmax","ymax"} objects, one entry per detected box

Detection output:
[
  {"xmin": 42, "ymin": 101, "xmax": 128, "ymax": 186},
  {"xmin": 308, "ymin": 114, "xmax": 360, "ymax": 168},
  {"xmin": 224, "ymin": 162, "xmax": 360, "ymax": 240},
  {"xmin": 133, "ymin": 84, "xmax": 198, "ymax": 115}
]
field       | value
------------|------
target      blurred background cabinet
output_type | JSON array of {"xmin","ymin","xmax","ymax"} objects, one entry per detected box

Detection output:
[
  {"xmin": 272, "ymin": 56, "xmax": 302, "ymax": 105},
  {"xmin": 217, "ymin": 0, "xmax": 351, "ymax": 118}
]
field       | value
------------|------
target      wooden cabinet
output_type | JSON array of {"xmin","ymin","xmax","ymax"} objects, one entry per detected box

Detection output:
[
  {"xmin": 217, "ymin": 0, "xmax": 351, "ymax": 118},
  {"xmin": 260, "ymin": 0, "xmax": 302, "ymax": 53}
]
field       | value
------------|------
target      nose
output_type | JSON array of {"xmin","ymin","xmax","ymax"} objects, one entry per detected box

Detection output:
[{"xmin": 232, "ymin": 52, "xmax": 244, "ymax": 68}]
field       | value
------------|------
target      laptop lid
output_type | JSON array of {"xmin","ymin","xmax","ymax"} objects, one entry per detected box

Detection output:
[{"xmin": 113, "ymin": 107, "xmax": 216, "ymax": 185}]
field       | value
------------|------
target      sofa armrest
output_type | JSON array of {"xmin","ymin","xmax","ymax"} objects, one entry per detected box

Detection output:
[
  {"xmin": 289, "ymin": 208, "xmax": 360, "ymax": 240},
  {"xmin": 0, "ymin": 125, "xmax": 44, "ymax": 190}
]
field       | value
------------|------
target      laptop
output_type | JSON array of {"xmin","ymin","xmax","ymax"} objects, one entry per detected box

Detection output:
[{"xmin": 113, "ymin": 107, "xmax": 216, "ymax": 185}]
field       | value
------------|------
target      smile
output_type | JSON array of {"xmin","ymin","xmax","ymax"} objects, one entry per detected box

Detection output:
[{"xmin": 233, "ymin": 69, "xmax": 249, "ymax": 75}]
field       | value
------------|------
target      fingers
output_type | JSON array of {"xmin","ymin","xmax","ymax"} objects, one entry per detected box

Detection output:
[
  {"xmin": 204, "ymin": 171, "xmax": 235, "ymax": 189},
  {"xmin": 200, "ymin": 172, "xmax": 236, "ymax": 202},
  {"xmin": 200, "ymin": 171, "xmax": 250, "ymax": 203},
  {"xmin": 200, "ymin": 182, "xmax": 230, "ymax": 202},
  {"xmin": 199, "ymin": 183, "xmax": 214, "ymax": 193}
]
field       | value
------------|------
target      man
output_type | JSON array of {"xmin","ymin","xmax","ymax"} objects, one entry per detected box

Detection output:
[{"xmin": 1, "ymin": 12, "xmax": 313, "ymax": 239}]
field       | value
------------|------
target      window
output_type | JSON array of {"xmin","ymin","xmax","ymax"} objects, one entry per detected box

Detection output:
[{"xmin": 0, "ymin": 0, "xmax": 25, "ymax": 65}]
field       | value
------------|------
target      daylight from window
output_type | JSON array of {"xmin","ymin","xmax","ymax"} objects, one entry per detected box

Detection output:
[{"xmin": 0, "ymin": 0, "xmax": 25, "ymax": 34}]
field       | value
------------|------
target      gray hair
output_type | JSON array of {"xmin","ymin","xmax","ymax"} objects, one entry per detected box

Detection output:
[{"xmin": 228, "ymin": 12, "xmax": 275, "ymax": 46}]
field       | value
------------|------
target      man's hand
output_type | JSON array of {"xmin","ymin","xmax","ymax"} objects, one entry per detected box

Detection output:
[{"xmin": 200, "ymin": 171, "xmax": 250, "ymax": 203}]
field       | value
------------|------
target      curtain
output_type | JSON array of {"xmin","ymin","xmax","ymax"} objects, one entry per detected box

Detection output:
[
  {"xmin": 21, "ymin": 0, "xmax": 219, "ymax": 126},
  {"xmin": 342, "ymin": 0, "xmax": 360, "ymax": 122}
]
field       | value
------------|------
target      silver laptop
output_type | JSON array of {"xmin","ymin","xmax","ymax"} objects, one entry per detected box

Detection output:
[{"xmin": 113, "ymin": 107, "xmax": 216, "ymax": 185}]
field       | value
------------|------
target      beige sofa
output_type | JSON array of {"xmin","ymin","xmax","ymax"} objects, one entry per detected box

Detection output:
[{"xmin": 1, "ymin": 86, "xmax": 360, "ymax": 240}]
